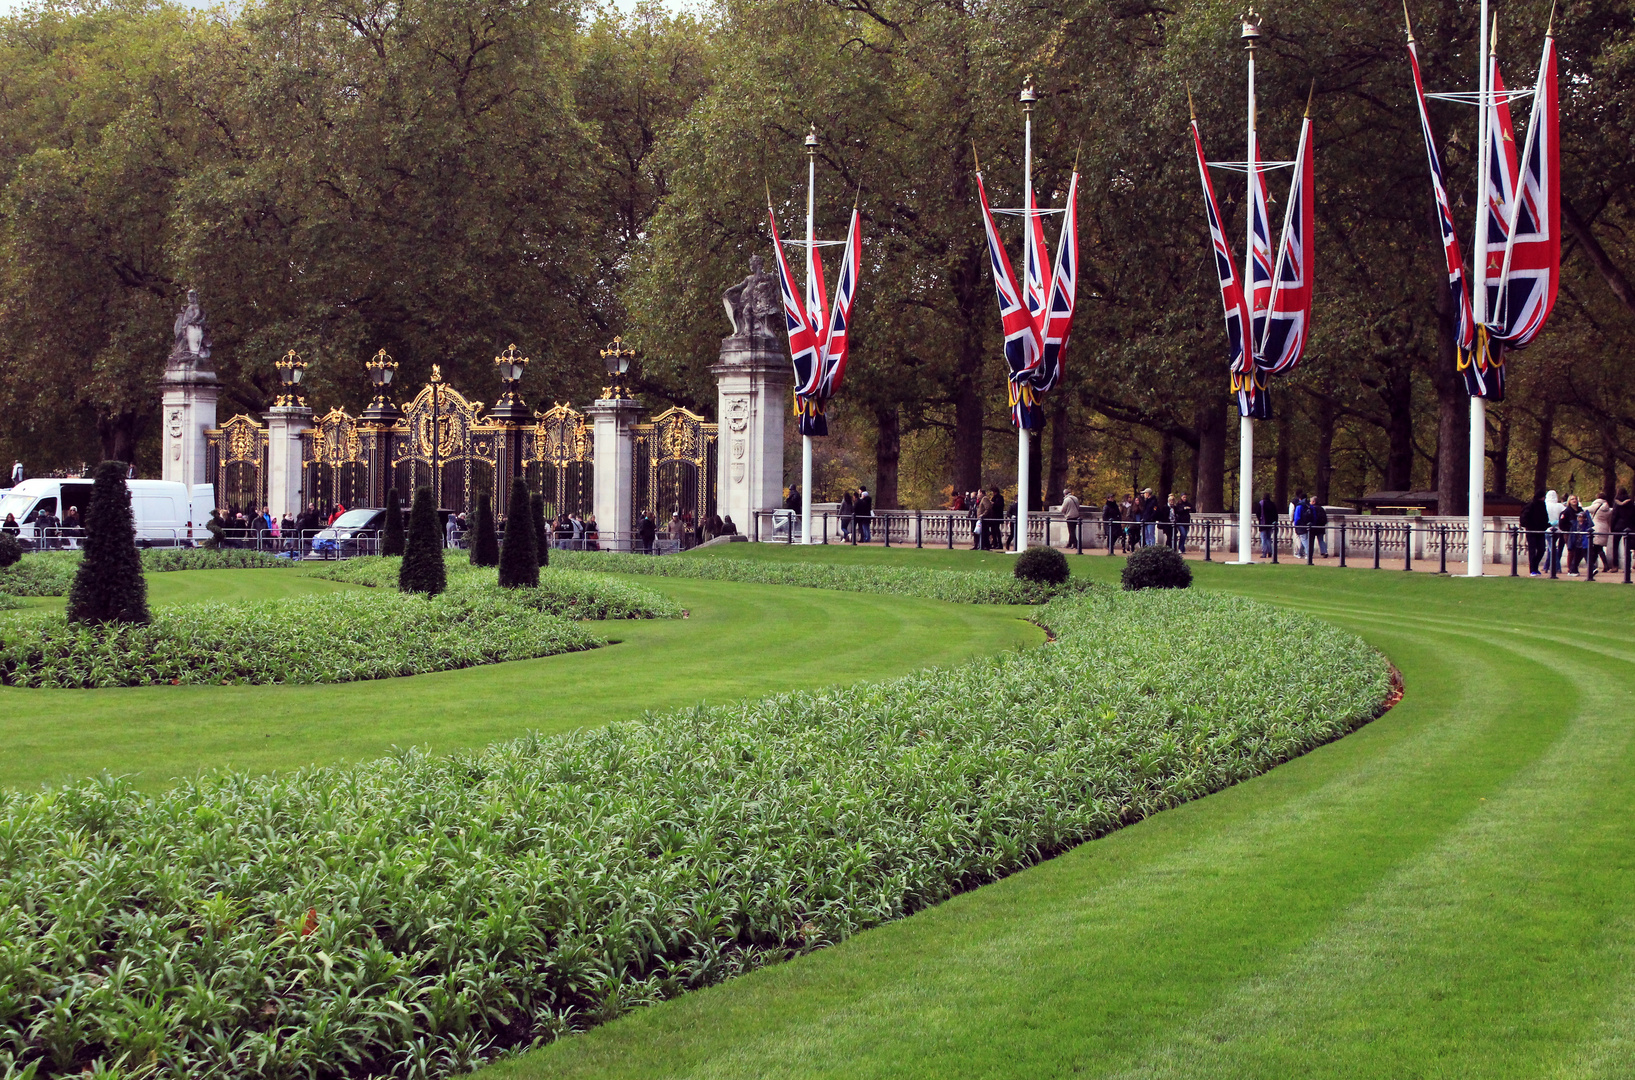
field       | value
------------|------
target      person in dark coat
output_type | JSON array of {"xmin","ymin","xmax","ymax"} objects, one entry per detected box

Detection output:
[
  {"xmin": 1101, "ymin": 496, "xmax": 1119, "ymax": 551},
  {"xmin": 637, "ymin": 511, "xmax": 657, "ymax": 555},
  {"xmin": 981, "ymin": 487, "xmax": 1004, "ymax": 552},
  {"xmin": 1610, "ymin": 488, "xmax": 1633, "ymax": 571},
  {"xmin": 1256, "ymin": 494, "xmax": 1279, "ymax": 559},
  {"xmin": 1519, "ymin": 490, "xmax": 1551, "ymax": 576},
  {"xmin": 855, "ymin": 487, "xmax": 874, "ymax": 542}
]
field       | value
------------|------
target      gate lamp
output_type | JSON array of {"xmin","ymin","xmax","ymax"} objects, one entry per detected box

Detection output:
[
  {"xmin": 489, "ymin": 343, "xmax": 533, "ymax": 424},
  {"xmin": 274, "ymin": 349, "xmax": 307, "ymax": 407},
  {"xmin": 361, "ymin": 347, "xmax": 402, "ymax": 422},
  {"xmin": 599, "ymin": 336, "xmax": 637, "ymax": 399}
]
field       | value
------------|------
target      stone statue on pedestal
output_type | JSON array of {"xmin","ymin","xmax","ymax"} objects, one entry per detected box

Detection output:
[
  {"xmin": 167, "ymin": 289, "xmax": 213, "ymax": 370},
  {"xmin": 721, "ymin": 255, "xmax": 780, "ymax": 346}
]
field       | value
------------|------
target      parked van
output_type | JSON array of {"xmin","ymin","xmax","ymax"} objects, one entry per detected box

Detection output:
[{"xmin": 0, "ymin": 478, "xmax": 215, "ymax": 548}]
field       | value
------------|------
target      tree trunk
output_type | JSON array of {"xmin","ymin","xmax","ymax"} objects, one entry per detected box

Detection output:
[
  {"xmin": 1603, "ymin": 426, "xmax": 1620, "ymax": 501},
  {"xmin": 951, "ymin": 373, "xmax": 983, "ymax": 493},
  {"xmin": 1431, "ymin": 283, "xmax": 1468, "ymax": 516},
  {"xmin": 1313, "ymin": 394, "xmax": 1336, "ymax": 505},
  {"xmin": 873, "ymin": 402, "xmax": 900, "ymax": 510},
  {"xmin": 1193, "ymin": 397, "xmax": 1226, "ymax": 512},
  {"xmin": 1492, "ymin": 406, "xmax": 1511, "ymax": 498},
  {"xmin": 1046, "ymin": 398, "xmax": 1070, "ymax": 507},
  {"xmin": 1383, "ymin": 357, "xmax": 1415, "ymax": 490},
  {"xmin": 97, "ymin": 410, "xmax": 145, "ymax": 471},
  {"xmin": 1273, "ymin": 408, "xmax": 1291, "ymax": 507},
  {"xmin": 1157, "ymin": 433, "xmax": 1175, "ymax": 502},
  {"xmin": 1532, "ymin": 401, "xmax": 1554, "ymax": 496}
]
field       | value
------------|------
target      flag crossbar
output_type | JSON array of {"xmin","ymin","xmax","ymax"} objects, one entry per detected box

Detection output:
[
  {"xmin": 1425, "ymin": 88, "xmax": 1536, "ymax": 104},
  {"xmin": 1208, "ymin": 160, "xmax": 1297, "ymax": 172},
  {"xmin": 779, "ymin": 238, "xmax": 850, "ymax": 248}
]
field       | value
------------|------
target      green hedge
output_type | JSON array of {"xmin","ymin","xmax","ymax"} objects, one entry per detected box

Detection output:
[
  {"xmin": 141, "ymin": 548, "xmax": 294, "ymax": 571},
  {"xmin": 0, "ymin": 590, "xmax": 1389, "ymax": 1077},
  {"xmin": 552, "ymin": 550, "xmax": 1099, "ymax": 605},
  {"xmin": 0, "ymin": 552, "xmax": 79, "ymax": 597},
  {"xmin": 306, "ymin": 557, "xmax": 683, "ymax": 620},
  {"xmin": 0, "ymin": 590, "xmax": 602, "ymax": 688}
]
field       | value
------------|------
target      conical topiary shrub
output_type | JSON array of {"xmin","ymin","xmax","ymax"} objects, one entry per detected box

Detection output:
[
  {"xmin": 497, "ymin": 477, "xmax": 538, "ymax": 588},
  {"xmin": 532, "ymin": 493, "xmax": 549, "ymax": 567},
  {"xmin": 398, "ymin": 486, "xmax": 446, "ymax": 595},
  {"xmin": 67, "ymin": 460, "xmax": 149, "ymax": 625},
  {"xmin": 381, "ymin": 489, "xmax": 406, "ymax": 557},
  {"xmin": 469, "ymin": 490, "xmax": 499, "ymax": 567}
]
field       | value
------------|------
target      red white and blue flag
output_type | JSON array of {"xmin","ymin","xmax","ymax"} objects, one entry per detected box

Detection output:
[
  {"xmin": 1190, "ymin": 117, "xmax": 1262, "ymax": 417},
  {"xmin": 1248, "ymin": 133, "xmax": 1275, "ymax": 350},
  {"xmin": 768, "ymin": 203, "xmax": 828, "ymax": 433},
  {"xmin": 1032, "ymin": 171, "xmax": 1079, "ymax": 396},
  {"xmin": 1407, "ymin": 32, "xmax": 1477, "ymax": 380},
  {"xmin": 819, "ymin": 205, "xmax": 862, "ymax": 398},
  {"xmin": 1257, "ymin": 112, "xmax": 1314, "ymax": 374},
  {"xmin": 976, "ymin": 169, "xmax": 1046, "ymax": 429},
  {"xmin": 1023, "ymin": 186, "xmax": 1050, "ymax": 371},
  {"xmin": 1491, "ymin": 31, "xmax": 1559, "ymax": 351}
]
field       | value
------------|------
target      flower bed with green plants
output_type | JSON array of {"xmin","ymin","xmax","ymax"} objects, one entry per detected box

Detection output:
[
  {"xmin": 0, "ymin": 551, "xmax": 79, "ymax": 597},
  {"xmin": 0, "ymin": 589, "xmax": 1390, "ymax": 1077},
  {"xmin": 306, "ymin": 557, "xmax": 684, "ymax": 621},
  {"xmin": 0, "ymin": 590, "xmax": 603, "ymax": 688},
  {"xmin": 552, "ymin": 549, "xmax": 1096, "ymax": 605},
  {"xmin": 141, "ymin": 548, "xmax": 294, "ymax": 571}
]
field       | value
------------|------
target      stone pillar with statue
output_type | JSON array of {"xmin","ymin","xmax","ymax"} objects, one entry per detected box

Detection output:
[
  {"xmin": 161, "ymin": 289, "xmax": 219, "ymax": 489},
  {"xmin": 711, "ymin": 256, "xmax": 791, "ymax": 536},
  {"xmin": 586, "ymin": 336, "xmax": 641, "ymax": 552},
  {"xmin": 265, "ymin": 350, "xmax": 312, "ymax": 519}
]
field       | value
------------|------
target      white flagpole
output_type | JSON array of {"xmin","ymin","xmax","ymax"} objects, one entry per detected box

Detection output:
[
  {"xmin": 1015, "ymin": 78, "xmax": 1036, "ymax": 554},
  {"xmin": 1466, "ymin": 4, "xmax": 1491, "ymax": 575},
  {"xmin": 1236, "ymin": 14, "xmax": 1260, "ymax": 564},
  {"xmin": 802, "ymin": 126, "xmax": 817, "ymax": 545}
]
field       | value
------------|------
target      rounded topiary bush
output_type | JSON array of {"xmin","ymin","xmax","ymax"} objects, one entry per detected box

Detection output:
[
  {"xmin": 1121, "ymin": 544, "xmax": 1192, "ymax": 591},
  {"xmin": 1013, "ymin": 545, "xmax": 1069, "ymax": 585},
  {"xmin": 0, "ymin": 532, "xmax": 21, "ymax": 568}
]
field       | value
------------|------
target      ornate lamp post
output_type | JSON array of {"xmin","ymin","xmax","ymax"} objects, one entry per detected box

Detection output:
[
  {"xmin": 358, "ymin": 348, "xmax": 401, "ymax": 508},
  {"xmin": 274, "ymin": 349, "xmax": 307, "ymax": 407},
  {"xmin": 360, "ymin": 348, "xmax": 401, "ymax": 423},
  {"xmin": 490, "ymin": 344, "xmax": 533, "ymax": 511},
  {"xmin": 599, "ymin": 336, "xmax": 637, "ymax": 399}
]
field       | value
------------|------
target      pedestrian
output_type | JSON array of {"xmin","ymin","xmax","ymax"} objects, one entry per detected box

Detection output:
[
  {"xmin": 1139, "ymin": 488, "xmax": 1159, "ymax": 547},
  {"xmin": 856, "ymin": 486, "xmax": 874, "ymax": 542},
  {"xmin": 7, "ymin": 461, "xmax": 21, "ymax": 487},
  {"xmin": 584, "ymin": 513, "xmax": 600, "ymax": 550},
  {"xmin": 1100, "ymin": 495, "xmax": 1119, "ymax": 551},
  {"xmin": 839, "ymin": 491, "xmax": 855, "ymax": 541},
  {"xmin": 1560, "ymin": 495, "xmax": 1585, "ymax": 575},
  {"xmin": 1610, "ymin": 488, "xmax": 1633, "ymax": 571},
  {"xmin": 982, "ymin": 486, "xmax": 1005, "ymax": 552},
  {"xmin": 1589, "ymin": 495, "xmax": 1614, "ymax": 572},
  {"xmin": 1519, "ymin": 490, "xmax": 1551, "ymax": 575},
  {"xmin": 444, "ymin": 511, "xmax": 459, "ymax": 549},
  {"xmin": 1175, "ymin": 495, "xmax": 1193, "ymax": 553},
  {"xmin": 1060, "ymin": 489, "xmax": 1081, "ymax": 549},
  {"xmin": 1161, "ymin": 494, "xmax": 1178, "ymax": 549},
  {"xmin": 1256, "ymin": 493, "xmax": 1279, "ymax": 558},
  {"xmin": 638, "ymin": 510, "xmax": 657, "ymax": 555},
  {"xmin": 0, "ymin": 513, "xmax": 15, "ymax": 536}
]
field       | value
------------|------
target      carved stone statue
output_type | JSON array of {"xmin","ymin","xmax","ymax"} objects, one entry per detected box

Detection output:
[
  {"xmin": 168, "ymin": 288, "xmax": 213, "ymax": 367},
  {"xmin": 721, "ymin": 255, "xmax": 780, "ymax": 344}
]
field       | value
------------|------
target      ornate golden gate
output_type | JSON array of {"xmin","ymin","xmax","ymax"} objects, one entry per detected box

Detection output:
[
  {"xmin": 204, "ymin": 415, "xmax": 268, "ymax": 512},
  {"xmin": 632, "ymin": 406, "xmax": 717, "ymax": 530},
  {"xmin": 527, "ymin": 404, "xmax": 593, "ymax": 519},
  {"xmin": 388, "ymin": 367, "xmax": 497, "ymax": 514}
]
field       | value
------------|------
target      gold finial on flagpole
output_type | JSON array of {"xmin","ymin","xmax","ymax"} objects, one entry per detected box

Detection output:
[
  {"xmin": 1305, "ymin": 80, "xmax": 1317, "ymax": 117},
  {"xmin": 1403, "ymin": 0, "xmax": 1416, "ymax": 43}
]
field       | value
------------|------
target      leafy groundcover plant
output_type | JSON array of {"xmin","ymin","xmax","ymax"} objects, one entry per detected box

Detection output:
[
  {"xmin": 0, "ymin": 552, "xmax": 80, "ymax": 597},
  {"xmin": 307, "ymin": 557, "xmax": 683, "ymax": 621},
  {"xmin": 141, "ymin": 548, "xmax": 294, "ymax": 571},
  {"xmin": 0, "ymin": 590, "xmax": 602, "ymax": 688},
  {"xmin": 552, "ymin": 550, "xmax": 1096, "ymax": 605},
  {"xmin": 0, "ymin": 590, "xmax": 1390, "ymax": 1078}
]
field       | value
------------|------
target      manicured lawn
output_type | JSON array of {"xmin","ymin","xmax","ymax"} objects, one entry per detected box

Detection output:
[
  {"xmin": 483, "ymin": 547, "xmax": 1635, "ymax": 1080},
  {"xmin": 0, "ymin": 568, "xmax": 1039, "ymax": 790}
]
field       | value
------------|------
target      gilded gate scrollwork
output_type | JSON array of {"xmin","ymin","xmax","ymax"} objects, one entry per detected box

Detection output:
[
  {"xmin": 632, "ymin": 406, "xmax": 718, "ymax": 530},
  {"xmin": 204, "ymin": 415, "xmax": 269, "ymax": 512}
]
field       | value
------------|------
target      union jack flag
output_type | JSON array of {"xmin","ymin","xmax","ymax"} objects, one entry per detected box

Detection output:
[
  {"xmin": 1248, "ymin": 132, "xmax": 1275, "ymax": 349},
  {"xmin": 819, "ymin": 205, "xmax": 862, "ymax": 398},
  {"xmin": 1023, "ymin": 186, "xmax": 1049, "ymax": 368},
  {"xmin": 767, "ymin": 202, "xmax": 827, "ymax": 433},
  {"xmin": 1033, "ymin": 171, "xmax": 1079, "ymax": 396},
  {"xmin": 1491, "ymin": 32, "xmax": 1559, "ymax": 352},
  {"xmin": 1190, "ymin": 119, "xmax": 1255, "ymax": 401},
  {"xmin": 1257, "ymin": 113, "xmax": 1314, "ymax": 374},
  {"xmin": 1407, "ymin": 32, "xmax": 1476, "ymax": 377},
  {"xmin": 976, "ymin": 169, "xmax": 1045, "ymax": 428},
  {"xmin": 1470, "ymin": 52, "xmax": 1519, "ymax": 399}
]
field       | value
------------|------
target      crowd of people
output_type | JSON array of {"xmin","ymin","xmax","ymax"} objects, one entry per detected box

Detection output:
[
  {"xmin": 1091, "ymin": 489, "xmax": 1196, "ymax": 553},
  {"xmin": 632, "ymin": 508, "xmax": 739, "ymax": 553},
  {"xmin": 1519, "ymin": 489, "xmax": 1635, "ymax": 576}
]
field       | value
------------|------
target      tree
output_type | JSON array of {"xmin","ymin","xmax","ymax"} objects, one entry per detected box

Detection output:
[
  {"xmin": 66, "ymin": 460, "xmax": 148, "ymax": 624},
  {"xmin": 469, "ymin": 490, "xmax": 499, "ymax": 567},
  {"xmin": 380, "ymin": 489, "xmax": 405, "ymax": 557},
  {"xmin": 398, "ymin": 486, "xmax": 445, "ymax": 596},
  {"xmin": 532, "ymin": 492, "xmax": 549, "ymax": 567},
  {"xmin": 497, "ymin": 476, "xmax": 538, "ymax": 588}
]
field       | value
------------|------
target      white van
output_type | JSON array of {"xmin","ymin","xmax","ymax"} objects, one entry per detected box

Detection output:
[{"xmin": 0, "ymin": 478, "xmax": 216, "ymax": 548}]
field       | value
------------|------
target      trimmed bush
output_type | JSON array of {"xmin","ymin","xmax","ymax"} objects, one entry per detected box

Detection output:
[
  {"xmin": 532, "ymin": 491, "xmax": 549, "ymax": 567},
  {"xmin": 66, "ymin": 461, "xmax": 149, "ymax": 625},
  {"xmin": 498, "ymin": 477, "xmax": 538, "ymax": 588},
  {"xmin": 307, "ymin": 557, "xmax": 684, "ymax": 620},
  {"xmin": 0, "ymin": 532, "xmax": 20, "ymax": 568},
  {"xmin": 0, "ymin": 552, "xmax": 79, "ymax": 596},
  {"xmin": 553, "ymin": 550, "xmax": 1097, "ymax": 605},
  {"xmin": 381, "ymin": 488, "xmax": 406, "ymax": 557},
  {"xmin": 398, "ymin": 486, "xmax": 446, "ymax": 596},
  {"xmin": 142, "ymin": 548, "xmax": 292, "ymax": 571},
  {"xmin": 0, "ymin": 589, "xmax": 601, "ymax": 688},
  {"xmin": 1014, "ymin": 545, "xmax": 1070, "ymax": 585},
  {"xmin": 1122, "ymin": 544, "xmax": 1193, "ymax": 590},
  {"xmin": 469, "ymin": 490, "xmax": 499, "ymax": 567},
  {"xmin": 0, "ymin": 589, "xmax": 1389, "ymax": 1076}
]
